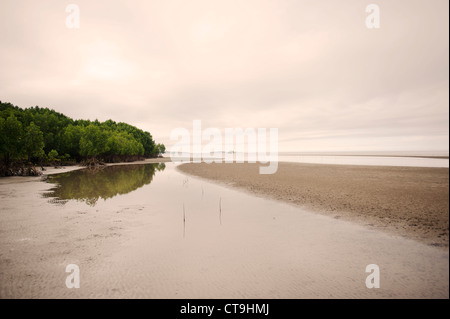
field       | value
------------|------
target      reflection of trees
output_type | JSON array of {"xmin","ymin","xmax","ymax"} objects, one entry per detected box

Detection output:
[{"xmin": 44, "ymin": 163, "xmax": 166, "ymax": 206}]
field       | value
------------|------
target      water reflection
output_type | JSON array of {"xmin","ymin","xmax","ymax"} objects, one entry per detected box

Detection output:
[
  {"xmin": 44, "ymin": 163, "xmax": 166, "ymax": 206},
  {"xmin": 32, "ymin": 162, "xmax": 448, "ymax": 298}
]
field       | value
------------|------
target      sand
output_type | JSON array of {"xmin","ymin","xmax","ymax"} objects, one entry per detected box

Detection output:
[
  {"xmin": 178, "ymin": 162, "xmax": 449, "ymax": 248},
  {"xmin": 0, "ymin": 162, "xmax": 448, "ymax": 298}
]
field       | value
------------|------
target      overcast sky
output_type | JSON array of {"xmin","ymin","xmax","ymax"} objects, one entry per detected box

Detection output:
[{"xmin": 0, "ymin": 0, "xmax": 448, "ymax": 152}]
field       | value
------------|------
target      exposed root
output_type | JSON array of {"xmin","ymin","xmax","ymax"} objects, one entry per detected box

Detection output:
[{"xmin": 0, "ymin": 163, "xmax": 42, "ymax": 177}]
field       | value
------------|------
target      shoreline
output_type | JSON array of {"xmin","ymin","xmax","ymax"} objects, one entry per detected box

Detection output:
[
  {"xmin": 277, "ymin": 153, "xmax": 449, "ymax": 159},
  {"xmin": 0, "ymin": 160, "xmax": 448, "ymax": 298},
  {"xmin": 3, "ymin": 158, "xmax": 448, "ymax": 248},
  {"xmin": 35, "ymin": 157, "xmax": 172, "ymax": 176},
  {"xmin": 178, "ymin": 162, "xmax": 449, "ymax": 249}
]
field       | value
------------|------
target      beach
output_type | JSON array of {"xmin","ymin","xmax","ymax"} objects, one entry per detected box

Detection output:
[
  {"xmin": 178, "ymin": 162, "xmax": 449, "ymax": 248},
  {"xmin": 0, "ymin": 161, "xmax": 448, "ymax": 298},
  {"xmin": 1, "ymin": 0, "xmax": 448, "ymax": 305}
]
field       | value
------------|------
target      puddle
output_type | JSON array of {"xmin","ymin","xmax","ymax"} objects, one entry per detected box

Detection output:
[
  {"xmin": 36, "ymin": 162, "xmax": 450, "ymax": 298},
  {"xmin": 43, "ymin": 163, "xmax": 166, "ymax": 206}
]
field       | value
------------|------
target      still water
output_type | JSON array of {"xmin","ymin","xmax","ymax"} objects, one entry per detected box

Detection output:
[
  {"xmin": 44, "ymin": 163, "xmax": 166, "ymax": 206},
  {"xmin": 179, "ymin": 152, "xmax": 449, "ymax": 168},
  {"xmin": 276, "ymin": 155, "xmax": 449, "ymax": 167},
  {"xmin": 41, "ymin": 163, "xmax": 448, "ymax": 298}
]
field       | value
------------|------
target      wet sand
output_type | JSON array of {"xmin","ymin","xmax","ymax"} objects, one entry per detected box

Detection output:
[
  {"xmin": 0, "ymin": 163, "xmax": 448, "ymax": 298},
  {"xmin": 178, "ymin": 162, "xmax": 449, "ymax": 248}
]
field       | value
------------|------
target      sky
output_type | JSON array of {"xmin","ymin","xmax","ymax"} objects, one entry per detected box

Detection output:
[{"xmin": 0, "ymin": 0, "xmax": 448, "ymax": 152}]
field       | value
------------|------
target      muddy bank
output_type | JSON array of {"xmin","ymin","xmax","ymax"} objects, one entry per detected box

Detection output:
[{"xmin": 178, "ymin": 162, "xmax": 449, "ymax": 248}]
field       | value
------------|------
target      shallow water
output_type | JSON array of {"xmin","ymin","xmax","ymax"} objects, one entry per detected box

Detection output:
[
  {"xmin": 43, "ymin": 163, "xmax": 166, "ymax": 206},
  {"xmin": 0, "ymin": 163, "xmax": 448, "ymax": 298},
  {"xmin": 175, "ymin": 152, "xmax": 449, "ymax": 168},
  {"xmin": 276, "ymin": 155, "xmax": 449, "ymax": 168}
]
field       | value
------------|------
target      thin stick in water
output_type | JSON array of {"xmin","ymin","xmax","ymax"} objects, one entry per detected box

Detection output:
[
  {"xmin": 183, "ymin": 203, "xmax": 186, "ymax": 238},
  {"xmin": 219, "ymin": 197, "xmax": 222, "ymax": 225}
]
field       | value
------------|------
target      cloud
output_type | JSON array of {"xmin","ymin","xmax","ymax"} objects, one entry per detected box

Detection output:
[{"xmin": 0, "ymin": 0, "xmax": 448, "ymax": 151}]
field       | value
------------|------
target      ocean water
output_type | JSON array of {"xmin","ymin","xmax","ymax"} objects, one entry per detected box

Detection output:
[
  {"xmin": 173, "ymin": 151, "xmax": 449, "ymax": 168},
  {"xmin": 276, "ymin": 154, "xmax": 449, "ymax": 167}
]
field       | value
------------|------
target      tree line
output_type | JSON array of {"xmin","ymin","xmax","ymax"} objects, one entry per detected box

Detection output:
[{"xmin": 0, "ymin": 101, "xmax": 166, "ymax": 176}]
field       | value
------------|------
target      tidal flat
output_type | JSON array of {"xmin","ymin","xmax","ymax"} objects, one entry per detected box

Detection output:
[{"xmin": 0, "ymin": 162, "xmax": 448, "ymax": 298}]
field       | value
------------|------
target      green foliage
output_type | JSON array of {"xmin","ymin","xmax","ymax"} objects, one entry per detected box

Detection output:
[
  {"xmin": 0, "ymin": 114, "xmax": 24, "ymax": 164},
  {"xmin": 79, "ymin": 124, "xmax": 110, "ymax": 158},
  {"xmin": 23, "ymin": 122, "xmax": 45, "ymax": 161},
  {"xmin": 156, "ymin": 143, "xmax": 166, "ymax": 155},
  {"xmin": 0, "ymin": 101, "xmax": 163, "ymax": 171},
  {"xmin": 62, "ymin": 124, "xmax": 84, "ymax": 159},
  {"xmin": 106, "ymin": 131, "xmax": 144, "ymax": 158},
  {"xmin": 48, "ymin": 149, "xmax": 59, "ymax": 164},
  {"xmin": 115, "ymin": 122, "xmax": 156, "ymax": 157}
]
